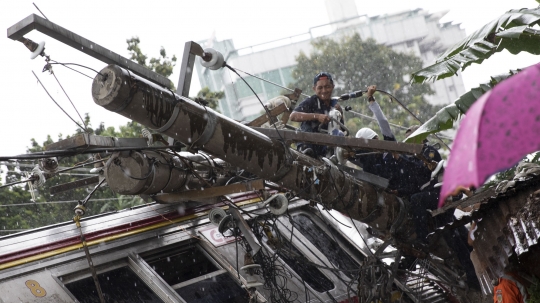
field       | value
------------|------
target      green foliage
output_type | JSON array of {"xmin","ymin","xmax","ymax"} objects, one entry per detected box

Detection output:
[
  {"xmin": 405, "ymin": 69, "xmax": 520, "ymax": 143},
  {"xmin": 0, "ymin": 116, "xmax": 147, "ymax": 235},
  {"xmin": 290, "ymin": 34, "xmax": 439, "ymax": 139},
  {"xmin": 529, "ymin": 276, "xmax": 540, "ymax": 303},
  {"xmin": 191, "ymin": 87, "xmax": 225, "ymax": 113},
  {"xmin": 412, "ymin": 8, "xmax": 540, "ymax": 83},
  {"xmin": 127, "ymin": 36, "xmax": 177, "ymax": 87}
]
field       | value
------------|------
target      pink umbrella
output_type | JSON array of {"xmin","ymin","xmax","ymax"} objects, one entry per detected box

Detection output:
[{"xmin": 439, "ymin": 62, "xmax": 540, "ymax": 206}]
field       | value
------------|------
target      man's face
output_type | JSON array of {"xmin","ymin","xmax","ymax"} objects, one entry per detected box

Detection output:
[{"xmin": 313, "ymin": 79, "xmax": 334, "ymax": 102}]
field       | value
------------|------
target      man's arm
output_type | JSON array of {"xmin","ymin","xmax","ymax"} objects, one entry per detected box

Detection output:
[
  {"xmin": 366, "ymin": 85, "xmax": 394, "ymax": 139},
  {"xmin": 290, "ymin": 111, "xmax": 330, "ymax": 124}
]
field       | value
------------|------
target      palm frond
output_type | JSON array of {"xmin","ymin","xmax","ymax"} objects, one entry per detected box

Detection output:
[
  {"xmin": 405, "ymin": 69, "xmax": 520, "ymax": 143},
  {"xmin": 411, "ymin": 8, "xmax": 540, "ymax": 83}
]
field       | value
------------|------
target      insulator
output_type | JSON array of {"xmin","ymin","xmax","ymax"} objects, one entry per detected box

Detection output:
[
  {"xmin": 200, "ymin": 48, "xmax": 224, "ymax": 70},
  {"xmin": 31, "ymin": 165, "xmax": 46, "ymax": 187},
  {"xmin": 39, "ymin": 157, "xmax": 59, "ymax": 174},
  {"xmin": 141, "ymin": 128, "xmax": 153, "ymax": 146}
]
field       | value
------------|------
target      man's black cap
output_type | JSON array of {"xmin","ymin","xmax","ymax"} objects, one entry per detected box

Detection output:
[{"xmin": 313, "ymin": 72, "xmax": 334, "ymax": 85}]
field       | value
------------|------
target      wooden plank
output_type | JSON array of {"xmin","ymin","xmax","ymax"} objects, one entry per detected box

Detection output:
[
  {"xmin": 49, "ymin": 176, "xmax": 100, "ymax": 194},
  {"xmin": 154, "ymin": 179, "xmax": 265, "ymax": 203},
  {"xmin": 430, "ymin": 187, "xmax": 496, "ymax": 217},
  {"xmin": 251, "ymin": 127, "xmax": 423, "ymax": 155},
  {"xmin": 246, "ymin": 103, "xmax": 288, "ymax": 127}
]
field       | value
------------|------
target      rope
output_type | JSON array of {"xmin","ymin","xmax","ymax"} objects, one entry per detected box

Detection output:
[{"xmin": 73, "ymin": 215, "xmax": 106, "ymax": 303}]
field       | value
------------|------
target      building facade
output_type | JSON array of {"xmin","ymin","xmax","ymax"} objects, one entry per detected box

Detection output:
[{"xmin": 195, "ymin": 0, "xmax": 466, "ymax": 121}]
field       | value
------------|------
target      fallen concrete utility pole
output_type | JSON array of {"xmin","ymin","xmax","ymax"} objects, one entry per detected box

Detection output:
[{"xmin": 92, "ymin": 64, "xmax": 413, "ymax": 240}]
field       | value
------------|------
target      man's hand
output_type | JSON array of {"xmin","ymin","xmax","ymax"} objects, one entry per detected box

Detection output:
[
  {"xmin": 367, "ymin": 85, "xmax": 377, "ymax": 98},
  {"xmin": 317, "ymin": 114, "xmax": 330, "ymax": 124},
  {"xmin": 426, "ymin": 161, "xmax": 438, "ymax": 171}
]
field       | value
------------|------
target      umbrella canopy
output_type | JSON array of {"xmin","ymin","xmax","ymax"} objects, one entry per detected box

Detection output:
[{"xmin": 440, "ymin": 62, "xmax": 540, "ymax": 206}]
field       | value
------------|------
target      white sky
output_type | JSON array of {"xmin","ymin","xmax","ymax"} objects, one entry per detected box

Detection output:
[{"xmin": 0, "ymin": 0, "xmax": 538, "ymax": 156}]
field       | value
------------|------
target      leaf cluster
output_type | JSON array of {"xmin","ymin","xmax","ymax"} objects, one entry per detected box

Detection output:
[{"xmin": 412, "ymin": 8, "xmax": 540, "ymax": 83}]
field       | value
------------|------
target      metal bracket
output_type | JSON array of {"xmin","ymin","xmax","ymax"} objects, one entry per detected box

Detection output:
[
  {"xmin": 176, "ymin": 41, "xmax": 205, "ymax": 97},
  {"xmin": 7, "ymin": 14, "xmax": 173, "ymax": 89}
]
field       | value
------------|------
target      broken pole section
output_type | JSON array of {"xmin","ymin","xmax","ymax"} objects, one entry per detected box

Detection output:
[{"xmin": 91, "ymin": 65, "xmax": 409, "ymax": 240}]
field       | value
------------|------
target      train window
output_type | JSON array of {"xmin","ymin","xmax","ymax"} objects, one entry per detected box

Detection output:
[
  {"xmin": 142, "ymin": 244, "xmax": 249, "ymax": 303},
  {"xmin": 275, "ymin": 236, "xmax": 335, "ymax": 293},
  {"xmin": 65, "ymin": 266, "xmax": 163, "ymax": 303},
  {"xmin": 292, "ymin": 214, "xmax": 361, "ymax": 279}
]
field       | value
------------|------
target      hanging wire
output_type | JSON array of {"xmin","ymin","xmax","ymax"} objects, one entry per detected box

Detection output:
[
  {"xmin": 229, "ymin": 66, "xmax": 310, "ymax": 99},
  {"xmin": 32, "ymin": 2, "xmax": 49, "ymax": 20},
  {"xmin": 31, "ymin": 71, "xmax": 87, "ymax": 132},
  {"xmin": 48, "ymin": 60, "xmax": 105, "ymax": 77},
  {"xmin": 375, "ymin": 89, "xmax": 451, "ymax": 150},
  {"xmin": 51, "ymin": 71, "xmax": 87, "ymax": 131}
]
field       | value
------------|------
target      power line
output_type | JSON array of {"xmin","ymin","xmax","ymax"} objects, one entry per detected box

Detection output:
[
  {"xmin": 0, "ymin": 197, "xmax": 130, "ymax": 207},
  {"xmin": 51, "ymin": 71, "xmax": 87, "ymax": 131},
  {"xmin": 31, "ymin": 70, "xmax": 86, "ymax": 132}
]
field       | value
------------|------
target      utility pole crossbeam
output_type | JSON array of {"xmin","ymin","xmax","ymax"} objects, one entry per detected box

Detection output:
[{"xmin": 7, "ymin": 14, "xmax": 173, "ymax": 89}]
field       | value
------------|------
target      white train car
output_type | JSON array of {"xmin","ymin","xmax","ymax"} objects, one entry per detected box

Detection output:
[{"xmin": 0, "ymin": 191, "xmax": 383, "ymax": 303}]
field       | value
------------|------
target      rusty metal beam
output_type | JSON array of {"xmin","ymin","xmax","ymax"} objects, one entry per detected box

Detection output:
[
  {"xmin": 7, "ymin": 14, "xmax": 173, "ymax": 88},
  {"xmin": 251, "ymin": 127, "xmax": 424, "ymax": 155},
  {"xmin": 154, "ymin": 179, "xmax": 264, "ymax": 203},
  {"xmin": 44, "ymin": 134, "xmax": 148, "ymax": 151},
  {"xmin": 49, "ymin": 176, "xmax": 100, "ymax": 194}
]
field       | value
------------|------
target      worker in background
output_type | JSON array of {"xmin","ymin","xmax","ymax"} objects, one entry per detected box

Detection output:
[
  {"xmin": 493, "ymin": 263, "xmax": 531, "ymax": 303},
  {"xmin": 290, "ymin": 72, "xmax": 345, "ymax": 158},
  {"xmin": 403, "ymin": 127, "xmax": 481, "ymax": 290},
  {"xmin": 349, "ymin": 88, "xmax": 423, "ymax": 199}
]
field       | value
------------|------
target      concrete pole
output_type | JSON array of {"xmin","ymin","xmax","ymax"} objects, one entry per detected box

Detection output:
[{"xmin": 92, "ymin": 65, "xmax": 407, "ymax": 239}]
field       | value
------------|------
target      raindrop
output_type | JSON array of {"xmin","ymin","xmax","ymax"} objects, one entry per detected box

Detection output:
[
  {"xmin": 188, "ymin": 138, "xmax": 192, "ymax": 143},
  {"xmin": 244, "ymin": 136, "xmax": 247, "ymax": 140},
  {"xmin": 167, "ymin": 257, "xmax": 171, "ymax": 262}
]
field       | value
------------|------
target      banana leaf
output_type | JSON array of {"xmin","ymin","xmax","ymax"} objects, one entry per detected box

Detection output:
[
  {"xmin": 405, "ymin": 69, "xmax": 520, "ymax": 143},
  {"xmin": 411, "ymin": 8, "xmax": 540, "ymax": 83}
]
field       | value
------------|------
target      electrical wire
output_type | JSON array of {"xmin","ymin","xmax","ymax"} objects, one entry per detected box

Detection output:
[
  {"xmin": 0, "ymin": 197, "xmax": 128, "ymax": 207},
  {"xmin": 229, "ymin": 66, "xmax": 310, "ymax": 99},
  {"xmin": 31, "ymin": 71, "xmax": 86, "ymax": 132},
  {"xmin": 32, "ymin": 2, "xmax": 49, "ymax": 20},
  {"xmin": 51, "ymin": 71, "xmax": 87, "ymax": 132},
  {"xmin": 48, "ymin": 60, "xmax": 105, "ymax": 77},
  {"xmin": 225, "ymin": 64, "xmax": 290, "ymax": 151},
  {"xmin": 50, "ymin": 62, "xmax": 94, "ymax": 79},
  {"xmin": 375, "ymin": 89, "xmax": 452, "ymax": 150}
]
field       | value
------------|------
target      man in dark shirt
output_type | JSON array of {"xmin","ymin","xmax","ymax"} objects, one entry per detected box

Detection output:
[{"xmin": 290, "ymin": 72, "xmax": 343, "ymax": 157}]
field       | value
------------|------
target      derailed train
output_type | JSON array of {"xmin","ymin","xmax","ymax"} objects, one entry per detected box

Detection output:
[{"xmin": 0, "ymin": 13, "xmax": 484, "ymax": 303}]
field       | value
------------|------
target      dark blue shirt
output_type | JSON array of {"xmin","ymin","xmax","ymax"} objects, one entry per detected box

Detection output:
[{"xmin": 293, "ymin": 95, "xmax": 338, "ymax": 133}]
